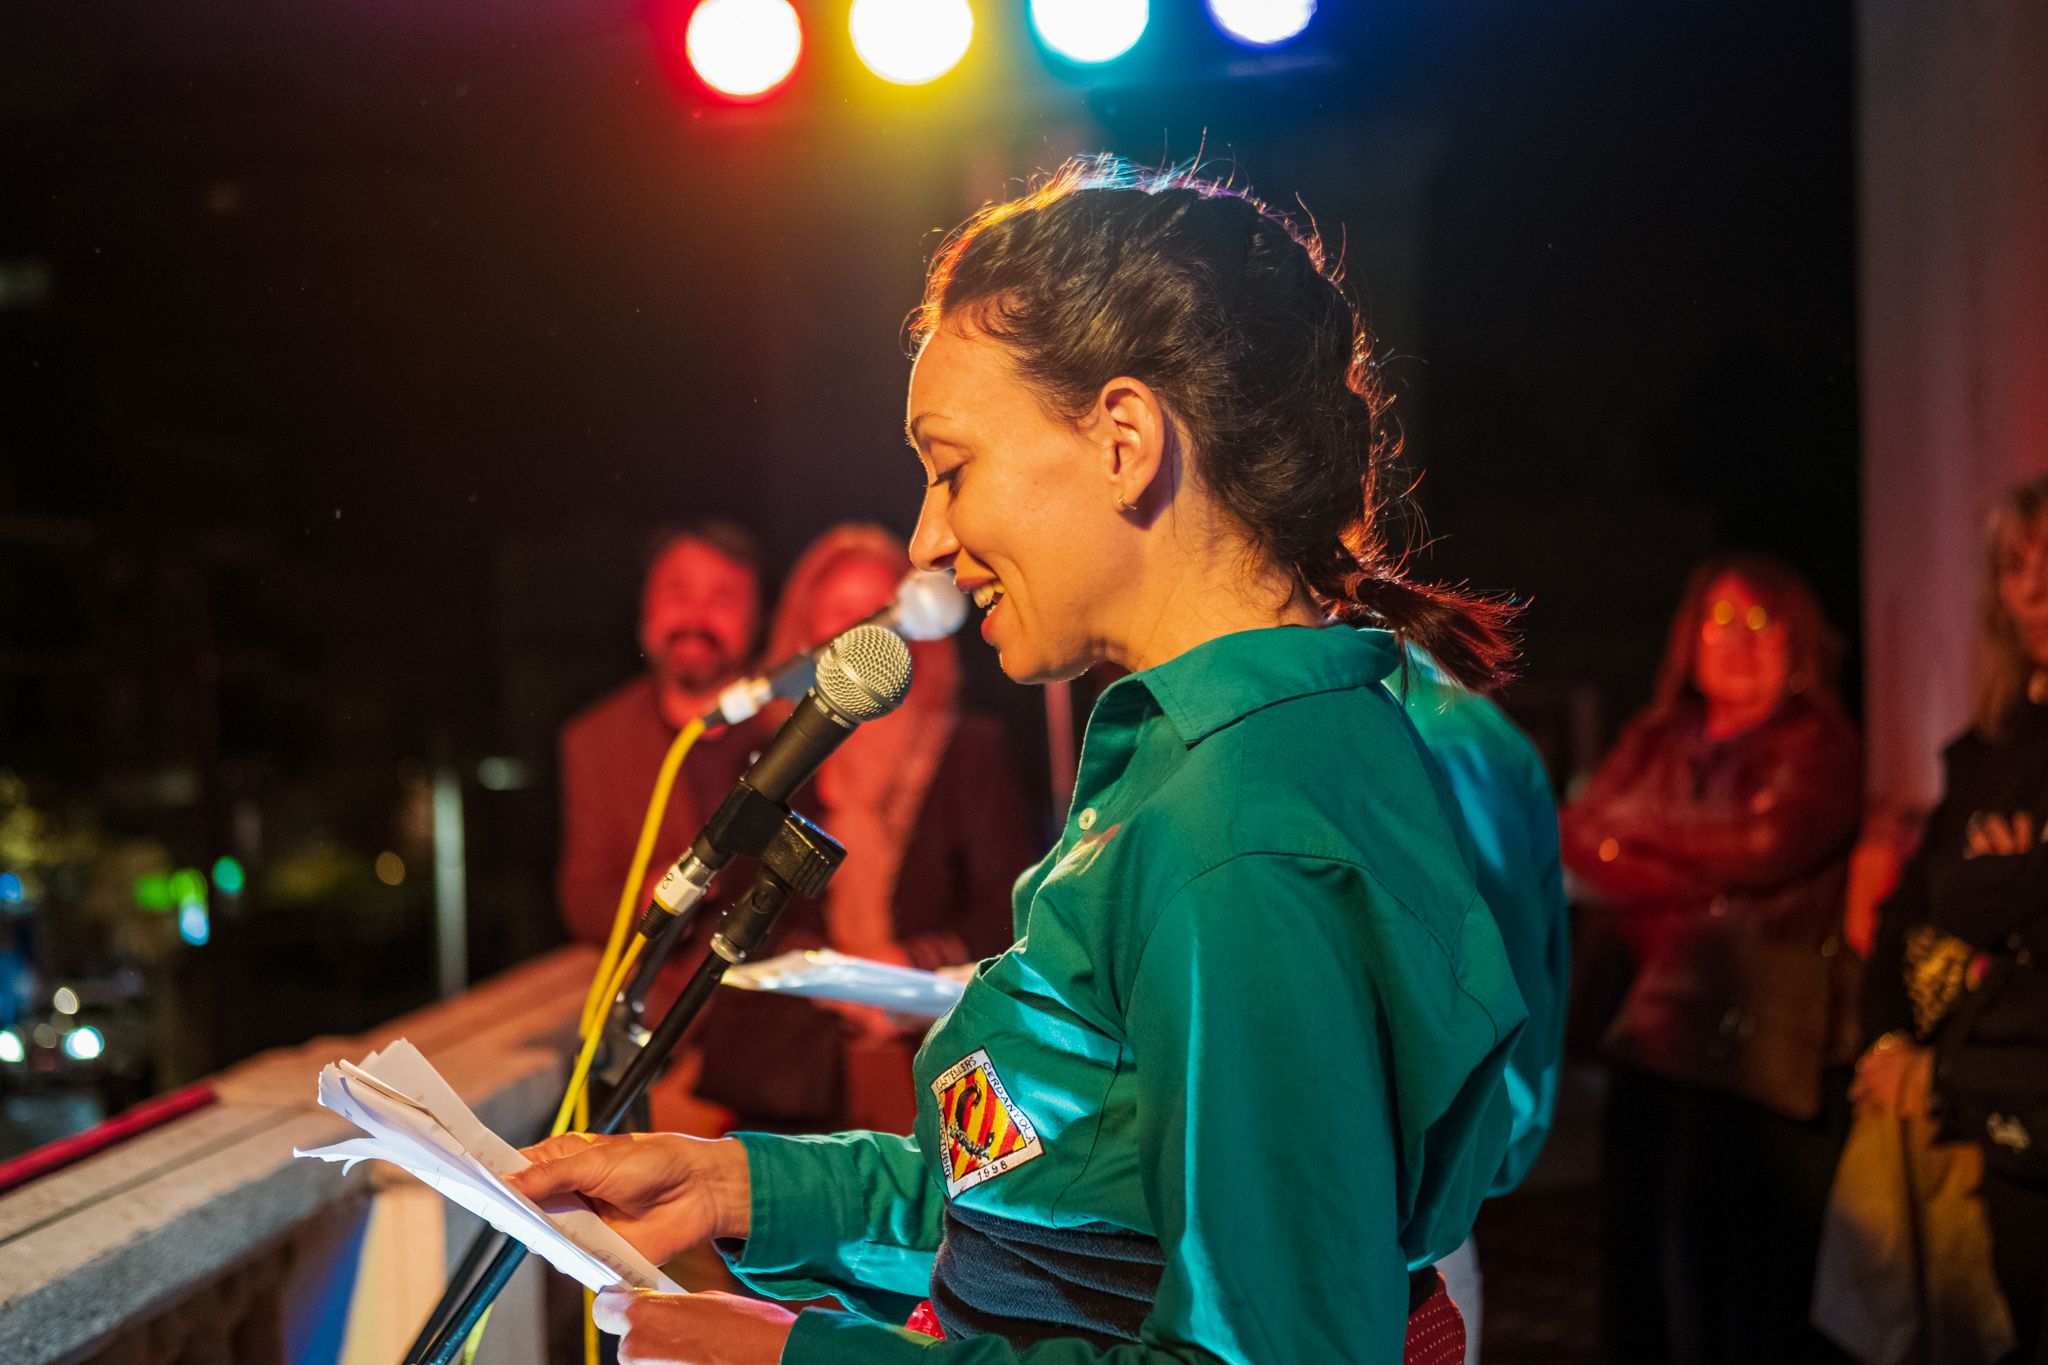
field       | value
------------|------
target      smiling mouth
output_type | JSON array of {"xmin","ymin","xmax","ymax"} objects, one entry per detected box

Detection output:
[{"xmin": 971, "ymin": 583, "xmax": 1006, "ymax": 610}]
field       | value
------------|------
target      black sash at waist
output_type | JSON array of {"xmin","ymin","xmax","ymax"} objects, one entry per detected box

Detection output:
[{"xmin": 929, "ymin": 1198, "xmax": 1166, "ymax": 1348}]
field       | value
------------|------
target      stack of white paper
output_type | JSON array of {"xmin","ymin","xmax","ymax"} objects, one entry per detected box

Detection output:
[
  {"xmin": 294, "ymin": 1038, "xmax": 679, "ymax": 1294},
  {"xmin": 722, "ymin": 949, "xmax": 968, "ymax": 1019}
]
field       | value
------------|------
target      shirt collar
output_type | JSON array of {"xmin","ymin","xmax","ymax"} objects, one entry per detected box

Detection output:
[{"xmin": 1116, "ymin": 625, "xmax": 1403, "ymax": 745}]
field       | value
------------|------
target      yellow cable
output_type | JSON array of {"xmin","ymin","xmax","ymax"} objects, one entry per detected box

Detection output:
[
  {"xmin": 469, "ymin": 719, "xmax": 703, "ymax": 1365},
  {"xmin": 579, "ymin": 718, "xmax": 704, "ymax": 1040},
  {"xmin": 550, "ymin": 937, "xmax": 645, "ymax": 1136}
]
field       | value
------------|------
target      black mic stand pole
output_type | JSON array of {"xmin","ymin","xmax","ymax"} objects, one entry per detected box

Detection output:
[
  {"xmin": 401, "ymin": 899, "xmax": 701, "ymax": 1360},
  {"xmin": 403, "ymin": 808, "xmax": 844, "ymax": 1365}
]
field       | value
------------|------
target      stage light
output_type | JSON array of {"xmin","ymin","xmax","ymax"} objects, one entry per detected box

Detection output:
[
  {"xmin": 851, "ymin": 0, "xmax": 974, "ymax": 85},
  {"xmin": 1031, "ymin": 0, "xmax": 1148, "ymax": 64},
  {"xmin": 53, "ymin": 987, "xmax": 78, "ymax": 1016},
  {"xmin": 0, "ymin": 872, "xmax": 21, "ymax": 904},
  {"xmin": 179, "ymin": 901, "xmax": 210, "ymax": 946},
  {"xmin": 686, "ymin": 0, "xmax": 803, "ymax": 101},
  {"xmin": 1207, "ymin": 0, "xmax": 1314, "ymax": 47},
  {"xmin": 63, "ymin": 1026, "xmax": 105, "ymax": 1062},
  {"xmin": 212, "ymin": 855, "xmax": 245, "ymax": 896},
  {"xmin": 376, "ymin": 851, "xmax": 406, "ymax": 887},
  {"xmin": 0, "ymin": 1030, "xmax": 22, "ymax": 1065}
]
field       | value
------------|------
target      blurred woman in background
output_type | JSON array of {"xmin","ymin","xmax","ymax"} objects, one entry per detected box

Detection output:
[
  {"xmin": 756, "ymin": 523, "xmax": 1038, "ymax": 1129},
  {"xmin": 1855, "ymin": 475, "xmax": 2048, "ymax": 1362},
  {"xmin": 1562, "ymin": 554, "xmax": 1861, "ymax": 1365}
]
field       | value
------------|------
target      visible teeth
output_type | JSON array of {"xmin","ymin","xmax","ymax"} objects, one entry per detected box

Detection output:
[{"xmin": 972, "ymin": 583, "xmax": 1006, "ymax": 610}]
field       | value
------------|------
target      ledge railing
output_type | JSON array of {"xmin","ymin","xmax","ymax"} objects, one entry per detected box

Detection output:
[{"xmin": 0, "ymin": 945, "xmax": 598, "ymax": 1365}]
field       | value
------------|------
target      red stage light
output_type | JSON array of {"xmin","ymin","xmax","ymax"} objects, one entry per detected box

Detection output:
[{"xmin": 685, "ymin": 0, "xmax": 804, "ymax": 102}]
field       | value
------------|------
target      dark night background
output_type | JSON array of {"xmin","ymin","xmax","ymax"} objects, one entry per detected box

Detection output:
[{"xmin": 0, "ymin": 0, "xmax": 1856, "ymax": 1129}]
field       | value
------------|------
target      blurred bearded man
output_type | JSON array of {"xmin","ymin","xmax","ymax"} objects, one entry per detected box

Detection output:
[{"xmin": 556, "ymin": 523, "xmax": 769, "ymax": 960}]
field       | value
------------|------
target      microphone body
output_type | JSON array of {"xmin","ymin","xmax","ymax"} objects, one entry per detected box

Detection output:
[{"xmin": 648, "ymin": 623, "xmax": 914, "ymax": 931}]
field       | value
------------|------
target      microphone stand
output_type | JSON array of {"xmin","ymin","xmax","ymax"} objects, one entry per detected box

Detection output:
[{"xmin": 403, "ymin": 801, "xmax": 845, "ymax": 1365}]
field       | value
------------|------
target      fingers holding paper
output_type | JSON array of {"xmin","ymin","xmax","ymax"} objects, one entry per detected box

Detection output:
[
  {"xmin": 507, "ymin": 1132, "xmax": 752, "ymax": 1266},
  {"xmin": 593, "ymin": 1288, "xmax": 796, "ymax": 1365}
]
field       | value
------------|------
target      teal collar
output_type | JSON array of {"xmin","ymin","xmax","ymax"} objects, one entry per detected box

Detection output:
[{"xmin": 1116, "ymin": 625, "xmax": 1402, "ymax": 745}]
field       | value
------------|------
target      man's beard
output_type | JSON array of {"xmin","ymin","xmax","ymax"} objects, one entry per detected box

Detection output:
[{"xmin": 658, "ymin": 629, "xmax": 742, "ymax": 693}]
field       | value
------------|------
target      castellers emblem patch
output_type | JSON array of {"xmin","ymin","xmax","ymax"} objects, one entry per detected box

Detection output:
[{"xmin": 932, "ymin": 1047, "xmax": 1044, "ymax": 1196}]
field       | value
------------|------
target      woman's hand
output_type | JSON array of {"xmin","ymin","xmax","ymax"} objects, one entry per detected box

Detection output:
[
  {"xmin": 592, "ymin": 1289, "xmax": 795, "ymax": 1365},
  {"xmin": 1849, "ymin": 1033, "xmax": 1935, "ymax": 1117},
  {"xmin": 506, "ymin": 1133, "xmax": 751, "ymax": 1266}
]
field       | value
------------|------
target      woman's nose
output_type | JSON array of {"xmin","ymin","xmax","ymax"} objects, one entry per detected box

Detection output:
[{"xmin": 909, "ymin": 495, "xmax": 958, "ymax": 574}]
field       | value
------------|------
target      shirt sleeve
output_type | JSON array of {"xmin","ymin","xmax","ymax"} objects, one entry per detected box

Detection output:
[
  {"xmin": 720, "ymin": 1129, "xmax": 946, "ymax": 1323},
  {"xmin": 1491, "ymin": 751, "xmax": 1570, "ymax": 1195},
  {"xmin": 773, "ymin": 853, "xmax": 1524, "ymax": 1365}
]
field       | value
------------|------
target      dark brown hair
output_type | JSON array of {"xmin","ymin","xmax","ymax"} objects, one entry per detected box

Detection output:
[
  {"xmin": 1648, "ymin": 552, "xmax": 1843, "ymax": 720},
  {"xmin": 1973, "ymin": 474, "xmax": 2048, "ymax": 736},
  {"xmin": 640, "ymin": 519, "xmax": 762, "ymax": 582},
  {"xmin": 911, "ymin": 156, "xmax": 1517, "ymax": 692}
]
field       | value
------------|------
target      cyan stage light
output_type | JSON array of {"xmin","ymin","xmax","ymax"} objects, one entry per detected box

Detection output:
[{"xmin": 1030, "ymin": 0, "xmax": 1149, "ymax": 65}]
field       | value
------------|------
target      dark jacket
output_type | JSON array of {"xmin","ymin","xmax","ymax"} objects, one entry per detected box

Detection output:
[
  {"xmin": 1865, "ymin": 701, "xmax": 2048, "ymax": 1179},
  {"xmin": 1562, "ymin": 695, "xmax": 1863, "ymax": 1116}
]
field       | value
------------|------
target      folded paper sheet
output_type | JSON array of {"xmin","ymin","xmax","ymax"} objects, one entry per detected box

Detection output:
[
  {"xmin": 721, "ymin": 948, "xmax": 968, "ymax": 1018},
  {"xmin": 294, "ymin": 1038, "xmax": 679, "ymax": 1293}
]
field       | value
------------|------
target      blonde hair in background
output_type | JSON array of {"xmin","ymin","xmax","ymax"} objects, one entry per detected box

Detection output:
[{"xmin": 1973, "ymin": 474, "xmax": 2048, "ymax": 737}]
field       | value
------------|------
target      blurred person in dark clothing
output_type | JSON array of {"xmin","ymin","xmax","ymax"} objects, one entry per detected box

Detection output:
[
  {"xmin": 1562, "ymin": 555, "xmax": 1861, "ymax": 1365},
  {"xmin": 1856, "ymin": 474, "xmax": 2048, "ymax": 1363},
  {"xmin": 759, "ymin": 523, "xmax": 1039, "ymax": 1131},
  {"xmin": 557, "ymin": 521, "xmax": 837, "ymax": 1131}
]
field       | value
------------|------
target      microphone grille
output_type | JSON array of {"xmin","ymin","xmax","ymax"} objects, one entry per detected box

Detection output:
[{"xmin": 815, "ymin": 624, "xmax": 914, "ymax": 724}]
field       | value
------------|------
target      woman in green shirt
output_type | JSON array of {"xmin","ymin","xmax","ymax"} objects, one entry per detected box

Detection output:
[{"xmin": 511, "ymin": 157, "xmax": 1529, "ymax": 1364}]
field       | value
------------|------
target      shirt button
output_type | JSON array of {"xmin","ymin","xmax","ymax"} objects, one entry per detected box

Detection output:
[{"xmin": 1077, "ymin": 807, "xmax": 1098, "ymax": 831}]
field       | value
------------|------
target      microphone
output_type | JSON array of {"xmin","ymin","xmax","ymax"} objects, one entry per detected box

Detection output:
[
  {"xmin": 645, "ymin": 623, "xmax": 914, "ymax": 935},
  {"xmin": 700, "ymin": 570, "xmax": 964, "ymax": 728}
]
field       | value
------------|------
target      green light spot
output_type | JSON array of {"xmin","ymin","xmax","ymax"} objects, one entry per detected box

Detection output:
[
  {"xmin": 135, "ymin": 875, "xmax": 175, "ymax": 912},
  {"xmin": 171, "ymin": 869, "xmax": 208, "ymax": 907},
  {"xmin": 212, "ymin": 856, "xmax": 245, "ymax": 897}
]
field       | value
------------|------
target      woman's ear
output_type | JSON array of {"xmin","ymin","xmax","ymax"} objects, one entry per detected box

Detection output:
[{"xmin": 1093, "ymin": 375, "xmax": 1173, "ymax": 519}]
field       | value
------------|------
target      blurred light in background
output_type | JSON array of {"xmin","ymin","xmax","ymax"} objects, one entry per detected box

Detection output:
[
  {"xmin": 52, "ymin": 987, "xmax": 78, "ymax": 1016},
  {"xmin": 62, "ymin": 1026, "xmax": 105, "ymax": 1062},
  {"xmin": 475, "ymin": 757, "xmax": 533, "ymax": 791},
  {"xmin": 0, "ymin": 1029, "xmax": 22, "ymax": 1065},
  {"xmin": 0, "ymin": 872, "xmax": 20, "ymax": 903},
  {"xmin": 1030, "ymin": 0, "xmax": 1149, "ymax": 64},
  {"xmin": 686, "ymin": 0, "xmax": 804, "ymax": 101},
  {"xmin": 851, "ymin": 0, "xmax": 974, "ymax": 85},
  {"xmin": 1207, "ymin": 0, "xmax": 1315, "ymax": 47},
  {"xmin": 212, "ymin": 855, "xmax": 245, "ymax": 897},
  {"xmin": 375, "ymin": 851, "xmax": 407, "ymax": 887},
  {"xmin": 178, "ymin": 902, "xmax": 210, "ymax": 947}
]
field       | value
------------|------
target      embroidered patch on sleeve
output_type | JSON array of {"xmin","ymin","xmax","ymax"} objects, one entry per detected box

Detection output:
[{"xmin": 931, "ymin": 1047, "xmax": 1045, "ymax": 1196}]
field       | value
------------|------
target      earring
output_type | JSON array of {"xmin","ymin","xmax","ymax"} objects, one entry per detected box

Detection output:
[{"xmin": 1115, "ymin": 496, "xmax": 1137, "ymax": 514}]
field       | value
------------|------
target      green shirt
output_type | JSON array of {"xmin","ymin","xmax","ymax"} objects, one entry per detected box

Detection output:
[
  {"xmin": 728, "ymin": 625, "xmax": 1527, "ymax": 1363},
  {"xmin": 1392, "ymin": 646, "xmax": 1568, "ymax": 1195}
]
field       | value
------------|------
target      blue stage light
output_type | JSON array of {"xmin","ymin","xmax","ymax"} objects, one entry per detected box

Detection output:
[
  {"xmin": 1030, "ymin": 0, "xmax": 1148, "ymax": 65},
  {"xmin": 1208, "ymin": 0, "xmax": 1315, "ymax": 48}
]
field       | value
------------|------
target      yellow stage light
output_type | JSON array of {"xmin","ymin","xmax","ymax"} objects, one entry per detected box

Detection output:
[{"xmin": 851, "ymin": 0, "xmax": 974, "ymax": 86}]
